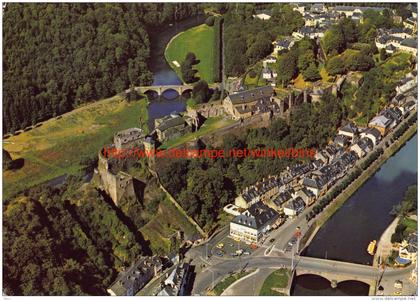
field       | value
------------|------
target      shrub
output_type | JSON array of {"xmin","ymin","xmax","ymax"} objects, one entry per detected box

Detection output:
[{"xmin": 205, "ymin": 16, "xmax": 215, "ymax": 26}]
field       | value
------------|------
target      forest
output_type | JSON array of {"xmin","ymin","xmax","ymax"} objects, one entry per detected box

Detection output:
[
  {"xmin": 3, "ymin": 176, "xmax": 149, "ymax": 295},
  {"xmin": 3, "ymin": 3, "xmax": 202, "ymax": 133},
  {"xmin": 159, "ymin": 92, "xmax": 343, "ymax": 227},
  {"xmin": 223, "ymin": 3, "xmax": 304, "ymax": 76}
]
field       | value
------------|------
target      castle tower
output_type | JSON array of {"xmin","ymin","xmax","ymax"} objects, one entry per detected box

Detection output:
[{"xmin": 143, "ymin": 137, "xmax": 156, "ymax": 168}]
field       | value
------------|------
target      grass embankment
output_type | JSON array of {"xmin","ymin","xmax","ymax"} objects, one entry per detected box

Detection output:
[
  {"xmin": 159, "ymin": 117, "xmax": 236, "ymax": 149},
  {"xmin": 316, "ymin": 120, "xmax": 417, "ymax": 227},
  {"xmin": 3, "ymin": 96, "xmax": 148, "ymax": 199},
  {"xmin": 140, "ymin": 195, "xmax": 198, "ymax": 255},
  {"xmin": 210, "ymin": 269, "xmax": 255, "ymax": 296},
  {"xmin": 165, "ymin": 23, "xmax": 215, "ymax": 83},
  {"xmin": 259, "ymin": 269, "xmax": 290, "ymax": 296}
]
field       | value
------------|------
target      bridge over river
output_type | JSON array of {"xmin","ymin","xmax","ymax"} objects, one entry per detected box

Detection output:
[
  {"xmin": 126, "ymin": 83, "xmax": 221, "ymax": 97},
  {"xmin": 191, "ymin": 254, "xmax": 413, "ymax": 295}
]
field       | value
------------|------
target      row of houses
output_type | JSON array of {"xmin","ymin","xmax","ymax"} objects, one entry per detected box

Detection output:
[
  {"xmin": 228, "ymin": 79, "xmax": 417, "ymax": 243},
  {"xmin": 375, "ymin": 30, "xmax": 417, "ymax": 55}
]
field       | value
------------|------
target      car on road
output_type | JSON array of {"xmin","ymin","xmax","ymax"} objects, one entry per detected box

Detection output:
[
  {"xmin": 269, "ymin": 238, "xmax": 275, "ymax": 243},
  {"xmin": 243, "ymin": 251, "xmax": 250, "ymax": 255}
]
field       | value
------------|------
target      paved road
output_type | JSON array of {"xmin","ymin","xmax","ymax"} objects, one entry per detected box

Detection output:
[{"xmin": 191, "ymin": 254, "xmax": 414, "ymax": 294}]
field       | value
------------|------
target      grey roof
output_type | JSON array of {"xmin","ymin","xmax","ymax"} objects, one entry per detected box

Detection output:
[
  {"xmin": 284, "ymin": 197, "xmax": 306, "ymax": 212},
  {"xmin": 303, "ymin": 178, "xmax": 321, "ymax": 189},
  {"xmin": 156, "ymin": 114, "xmax": 186, "ymax": 132},
  {"xmin": 364, "ymin": 127, "xmax": 381, "ymax": 140},
  {"xmin": 232, "ymin": 202, "xmax": 279, "ymax": 229},
  {"xmin": 228, "ymin": 86, "xmax": 273, "ymax": 105},
  {"xmin": 334, "ymin": 134, "xmax": 350, "ymax": 146},
  {"xmin": 340, "ymin": 122, "xmax": 358, "ymax": 134},
  {"xmin": 357, "ymin": 137, "xmax": 374, "ymax": 153},
  {"xmin": 109, "ymin": 256, "xmax": 162, "ymax": 296},
  {"xmin": 401, "ymin": 38, "xmax": 417, "ymax": 48}
]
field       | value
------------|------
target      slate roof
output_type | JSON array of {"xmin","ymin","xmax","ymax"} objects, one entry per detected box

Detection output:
[
  {"xmin": 228, "ymin": 86, "xmax": 273, "ymax": 105},
  {"xmin": 156, "ymin": 114, "xmax": 186, "ymax": 132},
  {"xmin": 401, "ymin": 38, "xmax": 417, "ymax": 48},
  {"xmin": 231, "ymin": 202, "xmax": 279, "ymax": 229},
  {"xmin": 340, "ymin": 122, "xmax": 358, "ymax": 135}
]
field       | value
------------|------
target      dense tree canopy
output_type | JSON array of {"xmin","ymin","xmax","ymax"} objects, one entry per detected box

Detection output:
[
  {"xmin": 3, "ymin": 3, "xmax": 202, "ymax": 133},
  {"xmin": 224, "ymin": 3, "xmax": 303, "ymax": 76},
  {"xmin": 3, "ymin": 182, "xmax": 145, "ymax": 295}
]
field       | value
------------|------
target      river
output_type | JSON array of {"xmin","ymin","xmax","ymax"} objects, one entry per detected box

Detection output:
[
  {"xmin": 146, "ymin": 14, "xmax": 206, "ymax": 130},
  {"xmin": 292, "ymin": 133, "xmax": 418, "ymax": 295}
]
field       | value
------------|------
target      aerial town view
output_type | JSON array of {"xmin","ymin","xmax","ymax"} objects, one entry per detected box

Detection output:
[{"xmin": 2, "ymin": 1, "xmax": 418, "ymax": 298}]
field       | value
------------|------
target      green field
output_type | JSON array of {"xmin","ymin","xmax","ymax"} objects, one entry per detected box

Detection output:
[
  {"xmin": 165, "ymin": 23, "xmax": 215, "ymax": 83},
  {"xmin": 259, "ymin": 269, "xmax": 290, "ymax": 296},
  {"xmin": 4, "ymin": 96, "xmax": 148, "ymax": 199}
]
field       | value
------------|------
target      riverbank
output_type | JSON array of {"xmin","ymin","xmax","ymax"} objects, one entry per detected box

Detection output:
[
  {"xmin": 302, "ymin": 113, "xmax": 417, "ymax": 251},
  {"xmin": 373, "ymin": 217, "xmax": 399, "ymax": 268}
]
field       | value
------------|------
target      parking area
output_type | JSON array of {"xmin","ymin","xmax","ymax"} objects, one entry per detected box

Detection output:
[{"xmin": 210, "ymin": 236, "xmax": 256, "ymax": 259}]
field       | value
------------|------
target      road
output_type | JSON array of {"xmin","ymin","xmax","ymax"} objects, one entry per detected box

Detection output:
[{"xmin": 191, "ymin": 254, "xmax": 414, "ymax": 294}]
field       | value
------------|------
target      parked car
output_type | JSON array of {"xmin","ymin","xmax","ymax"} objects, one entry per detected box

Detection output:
[
  {"xmin": 269, "ymin": 238, "xmax": 276, "ymax": 243},
  {"xmin": 243, "ymin": 251, "xmax": 251, "ymax": 255},
  {"xmin": 216, "ymin": 243, "xmax": 224, "ymax": 249}
]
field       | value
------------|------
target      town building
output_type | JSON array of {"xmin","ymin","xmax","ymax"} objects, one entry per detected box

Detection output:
[
  {"xmin": 230, "ymin": 202, "xmax": 279, "ymax": 243},
  {"xmin": 273, "ymin": 37, "xmax": 295, "ymax": 53},
  {"xmin": 338, "ymin": 122, "xmax": 358, "ymax": 141},
  {"xmin": 107, "ymin": 256, "xmax": 162, "ymax": 296},
  {"xmin": 397, "ymin": 233, "xmax": 418, "ymax": 264},
  {"xmin": 114, "ymin": 128, "xmax": 145, "ymax": 150},
  {"xmin": 235, "ymin": 175, "xmax": 282, "ymax": 208},
  {"xmin": 360, "ymin": 127, "xmax": 382, "ymax": 145},
  {"xmin": 368, "ymin": 115, "xmax": 393, "ymax": 136},
  {"xmin": 293, "ymin": 187, "xmax": 316, "ymax": 206},
  {"xmin": 157, "ymin": 263, "xmax": 190, "ymax": 296},
  {"xmin": 283, "ymin": 197, "xmax": 306, "ymax": 217},
  {"xmin": 222, "ymin": 86, "xmax": 281, "ymax": 120},
  {"xmin": 334, "ymin": 134, "xmax": 350, "ymax": 148},
  {"xmin": 154, "ymin": 113, "xmax": 194, "ymax": 143},
  {"xmin": 350, "ymin": 137, "xmax": 374, "ymax": 158}
]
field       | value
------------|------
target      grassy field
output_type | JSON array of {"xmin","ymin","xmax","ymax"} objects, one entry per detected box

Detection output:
[
  {"xmin": 165, "ymin": 23, "xmax": 215, "ymax": 83},
  {"xmin": 259, "ymin": 268, "xmax": 290, "ymax": 296},
  {"xmin": 160, "ymin": 116, "xmax": 236, "ymax": 149},
  {"xmin": 3, "ymin": 96, "xmax": 149, "ymax": 199},
  {"xmin": 210, "ymin": 269, "xmax": 255, "ymax": 296}
]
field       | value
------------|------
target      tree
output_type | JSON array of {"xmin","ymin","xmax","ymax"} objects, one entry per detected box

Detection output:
[
  {"xmin": 3, "ymin": 149, "xmax": 13, "ymax": 170},
  {"xmin": 326, "ymin": 56, "xmax": 345, "ymax": 75},
  {"xmin": 322, "ymin": 26, "xmax": 346, "ymax": 56},
  {"xmin": 205, "ymin": 16, "xmax": 215, "ymax": 26},
  {"xmin": 379, "ymin": 48, "xmax": 388, "ymax": 61},
  {"xmin": 302, "ymin": 63, "xmax": 321, "ymax": 82},
  {"xmin": 276, "ymin": 51, "xmax": 298, "ymax": 86},
  {"xmin": 192, "ymin": 80, "xmax": 210, "ymax": 103}
]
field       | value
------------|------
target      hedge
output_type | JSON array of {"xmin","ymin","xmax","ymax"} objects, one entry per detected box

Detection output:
[{"xmin": 213, "ymin": 17, "xmax": 223, "ymax": 83}]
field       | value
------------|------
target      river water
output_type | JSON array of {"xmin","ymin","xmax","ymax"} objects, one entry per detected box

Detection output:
[
  {"xmin": 292, "ymin": 133, "xmax": 418, "ymax": 295},
  {"xmin": 146, "ymin": 14, "xmax": 206, "ymax": 130}
]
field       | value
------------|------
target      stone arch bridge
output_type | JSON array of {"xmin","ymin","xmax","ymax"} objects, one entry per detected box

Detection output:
[{"xmin": 126, "ymin": 85, "xmax": 194, "ymax": 97}]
